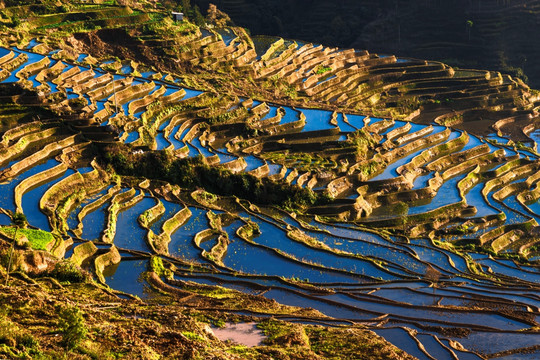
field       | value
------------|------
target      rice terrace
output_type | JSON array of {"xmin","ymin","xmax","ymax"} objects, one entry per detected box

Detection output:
[{"xmin": 0, "ymin": 0, "xmax": 539, "ymax": 359}]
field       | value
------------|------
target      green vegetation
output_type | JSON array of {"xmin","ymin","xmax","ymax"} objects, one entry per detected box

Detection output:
[
  {"xmin": 0, "ymin": 313, "xmax": 40, "ymax": 358},
  {"xmin": 101, "ymin": 144, "xmax": 329, "ymax": 210},
  {"xmin": 57, "ymin": 306, "xmax": 88, "ymax": 349},
  {"xmin": 346, "ymin": 129, "xmax": 379, "ymax": 156},
  {"xmin": 0, "ymin": 2, "xmax": 538, "ymax": 359},
  {"xmin": 0, "ymin": 258, "xmax": 417, "ymax": 360},
  {"xmin": 439, "ymin": 114, "xmax": 463, "ymax": 126},
  {"xmin": 315, "ymin": 66, "xmax": 332, "ymax": 75},
  {"xmin": 50, "ymin": 260, "xmax": 88, "ymax": 283},
  {"xmin": 258, "ymin": 318, "xmax": 301, "ymax": 343},
  {"xmin": 306, "ymin": 326, "xmax": 400, "ymax": 359},
  {"xmin": 0, "ymin": 226, "xmax": 53, "ymax": 251},
  {"xmin": 264, "ymin": 152, "xmax": 337, "ymax": 171},
  {"xmin": 357, "ymin": 159, "xmax": 382, "ymax": 177},
  {"xmin": 256, "ymin": 319, "xmax": 412, "ymax": 359},
  {"xmin": 181, "ymin": 331, "xmax": 205, "ymax": 342},
  {"xmin": 150, "ymin": 256, "xmax": 168, "ymax": 277}
]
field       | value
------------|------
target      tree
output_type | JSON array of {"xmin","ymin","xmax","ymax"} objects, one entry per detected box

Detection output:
[{"xmin": 4, "ymin": 212, "xmax": 27, "ymax": 286}]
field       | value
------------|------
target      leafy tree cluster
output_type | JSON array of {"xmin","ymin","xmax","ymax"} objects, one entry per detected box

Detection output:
[{"xmin": 100, "ymin": 144, "xmax": 329, "ymax": 210}]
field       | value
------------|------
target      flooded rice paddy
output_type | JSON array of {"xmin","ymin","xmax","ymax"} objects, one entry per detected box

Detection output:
[{"xmin": 0, "ymin": 45, "xmax": 539, "ymax": 359}]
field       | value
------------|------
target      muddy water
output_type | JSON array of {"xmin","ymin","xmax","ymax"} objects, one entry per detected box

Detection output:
[{"xmin": 212, "ymin": 322, "xmax": 266, "ymax": 347}]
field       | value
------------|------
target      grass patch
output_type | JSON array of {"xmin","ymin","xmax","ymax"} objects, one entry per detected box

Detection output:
[
  {"xmin": 0, "ymin": 226, "xmax": 54, "ymax": 250},
  {"xmin": 315, "ymin": 66, "xmax": 332, "ymax": 75},
  {"xmin": 181, "ymin": 331, "xmax": 205, "ymax": 342},
  {"xmin": 150, "ymin": 256, "xmax": 167, "ymax": 277}
]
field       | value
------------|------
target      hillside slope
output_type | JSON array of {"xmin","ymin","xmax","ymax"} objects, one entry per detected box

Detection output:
[{"xmin": 192, "ymin": 0, "xmax": 540, "ymax": 87}]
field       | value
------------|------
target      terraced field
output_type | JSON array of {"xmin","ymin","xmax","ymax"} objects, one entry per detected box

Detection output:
[
  {"xmin": 4, "ymin": 2, "xmax": 539, "ymax": 138},
  {"xmin": 192, "ymin": 0, "xmax": 540, "ymax": 90},
  {"xmin": 0, "ymin": 1, "xmax": 539, "ymax": 358},
  {"xmin": 0, "ymin": 38, "xmax": 539, "ymax": 359}
]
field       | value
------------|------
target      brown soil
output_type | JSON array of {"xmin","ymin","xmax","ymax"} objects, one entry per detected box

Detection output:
[{"xmin": 69, "ymin": 29, "xmax": 168, "ymax": 72}]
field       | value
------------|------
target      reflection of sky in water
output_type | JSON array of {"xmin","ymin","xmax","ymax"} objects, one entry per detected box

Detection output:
[
  {"xmin": 1, "ymin": 47, "xmax": 540, "ymax": 353},
  {"xmin": 261, "ymin": 105, "xmax": 278, "ymax": 120},
  {"xmin": 191, "ymin": 137, "xmax": 214, "ymax": 157},
  {"xmin": 2, "ymin": 51, "xmax": 45, "ymax": 83},
  {"xmin": 125, "ymin": 132, "xmax": 139, "ymax": 143},
  {"xmin": 155, "ymin": 132, "xmax": 170, "ymax": 150},
  {"xmin": 22, "ymin": 168, "xmax": 76, "ymax": 232},
  {"xmin": 104, "ymin": 259, "xmax": 149, "ymax": 298},
  {"xmin": 300, "ymin": 108, "xmax": 334, "ymax": 132}
]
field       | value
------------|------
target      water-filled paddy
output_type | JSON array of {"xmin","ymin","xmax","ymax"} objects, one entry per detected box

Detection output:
[
  {"xmin": 22, "ymin": 168, "xmax": 76, "ymax": 232},
  {"xmin": 104, "ymin": 259, "xmax": 149, "ymax": 298},
  {"xmin": 168, "ymin": 207, "xmax": 209, "ymax": 261},
  {"xmin": 222, "ymin": 221, "xmax": 361, "ymax": 283},
  {"xmin": 113, "ymin": 196, "xmax": 155, "ymax": 251},
  {"xmin": 374, "ymin": 328, "xmax": 432, "ymax": 360},
  {"xmin": 300, "ymin": 108, "xmax": 335, "ymax": 132},
  {"xmin": 0, "ymin": 45, "xmax": 539, "ymax": 360}
]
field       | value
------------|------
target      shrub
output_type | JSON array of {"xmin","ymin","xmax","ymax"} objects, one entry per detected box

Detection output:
[
  {"xmin": 57, "ymin": 306, "xmax": 88, "ymax": 349},
  {"xmin": 12, "ymin": 212, "xmax": 27, "ymax": 227},
  {"xmin": 0, "ymin": 314, "xmax": 40, "ymax": 354},
  {"xmin": 50, "ymin": 260, "xmax": 88, "ymax": 283}
]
